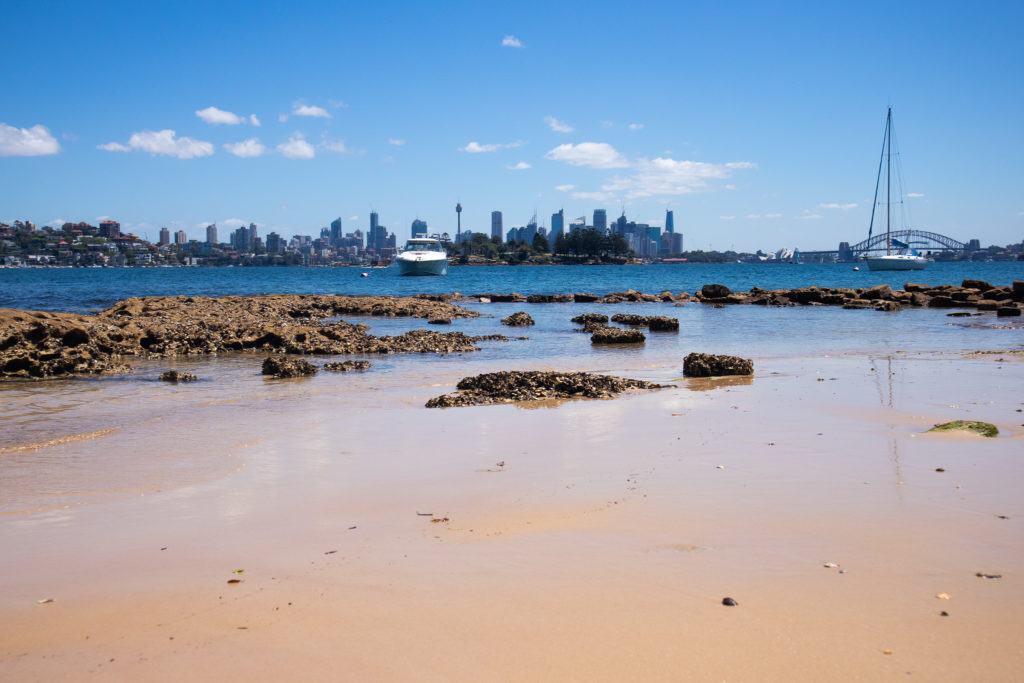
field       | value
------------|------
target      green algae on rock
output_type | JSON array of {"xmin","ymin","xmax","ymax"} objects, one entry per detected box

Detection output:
[{"xmin": 927, "ymin": 420, "xmax": 999, "ymax": 438}]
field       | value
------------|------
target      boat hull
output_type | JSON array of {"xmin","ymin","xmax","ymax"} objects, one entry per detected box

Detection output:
[
  {"xmin": 865, "ymin": 255, "xmax": 928, "ymax": 271},
  {"xmin": 396, "ymin": 255, "xmax": 448, "ymax": 276}
]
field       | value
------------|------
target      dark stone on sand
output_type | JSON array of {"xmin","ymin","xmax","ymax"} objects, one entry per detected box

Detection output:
[
  {"xmin": 159, "ymin": 370, "xmax": 197, "ymax": 382},
  {"xmin": 571, "ymin": 313, "xmax": 609, "ymax": 325},
  {"xmin": 722, "ymin": 597, "xmax": 738, "ymax": 606},
  {"xmin": 322, "ymin": 360, "xmax": 371, "ymax": 372},
  {"xmin": 501, "ymin": 311, "xmax": 535, "ymax": 326},
  {"xmin": 591, "ymin": 327, "xmax": 646, "ymax": 344},
  {"xmin": 262, "ymin": 356, "xmax": 317, "ymax": 378},
  {"xmin": 424, "ymin": 370, "xmax": 665, "ymax": 408},
  {"xmin": 683, "ymin": 352, "xmax": 754, "ymax": 377}
]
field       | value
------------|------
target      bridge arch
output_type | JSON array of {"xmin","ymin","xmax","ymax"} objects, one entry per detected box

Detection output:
[{"xmin": 850, "ymin": 229, "xmax": 966, "ymax": 254}]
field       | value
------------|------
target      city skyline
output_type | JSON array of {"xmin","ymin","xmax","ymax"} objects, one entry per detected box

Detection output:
[{"xmin": 1, "ymin": 1, "xmax": 1021, "ymax": 251}]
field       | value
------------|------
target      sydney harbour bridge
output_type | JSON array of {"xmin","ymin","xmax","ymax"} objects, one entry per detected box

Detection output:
[{"xmin": 799, "ymin": 229, "xmax": 980, "ymax": 262}]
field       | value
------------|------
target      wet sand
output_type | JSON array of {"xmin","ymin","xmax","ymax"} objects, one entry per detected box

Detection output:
[{"xmin": 1, "ymin": 351, "xmax": 1023, "ymax": 681}]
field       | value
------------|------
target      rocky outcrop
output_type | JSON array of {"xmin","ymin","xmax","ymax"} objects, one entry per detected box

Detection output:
[
  {"xmin": 610, "ymin": 313, "xmax": 647, "ymax": 325},
  {"xmin": 425, "ymin": 370, "xmax": 665, "ymax": 408},
  {"xmin": 322, "ymin": 360, "xmax": 371, "ymax": 372},
  {"xmin": 0, "ymin": 294, "xmax": 481, "ymax": 380},
  {"xmin": 683, "ymin": 352, "xmax": 754, "ymax": 377},
  {"xmin": 501, "ymin": 311, "xmax": 535, "ymax": 326},
  {"xmin": 262, "ymin": 356, "xmax": 317, "ymax": 378},
  {"xmin": 608, "ymin": 314, "xmax": 679, "ymax": 331},
  {"xmin": 571, "ymin": 313, "xmax": 610, "ymax": 325},
  {"xmin": 428, "ymin": 318, "xmax": 451, "ymax": 325},
  {"xmin": 159, "ymin": 370, "xmax": 197, "ymax": 382},
  {"xmin": 591, "ymin": 327, "xmax": 646, "ymax": 344}
]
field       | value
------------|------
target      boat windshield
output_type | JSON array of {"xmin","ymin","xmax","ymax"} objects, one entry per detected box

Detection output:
[{"xmin": 404, "ymin": 241, "xmax": 443, "ymax": 252}]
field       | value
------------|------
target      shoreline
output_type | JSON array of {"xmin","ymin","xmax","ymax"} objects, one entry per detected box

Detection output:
[{"xmin": 1, "ymin": 351, "xmax": 1022, "ymax": 680}]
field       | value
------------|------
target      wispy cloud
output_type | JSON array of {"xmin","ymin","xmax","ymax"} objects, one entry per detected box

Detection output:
[
  {"xmin": 906, "ymin": 192, "xmax": 924, "ymax": 198},
  {"xmin": 765, "ymin": 213, "xmax": 782, "ymax": 218},
  {"xmin": 545, "ymin": 116, "xmax": 573, "ymax": 133},
  {"xmin": 0, "ymin": 123, "xmax": 60, "ymax": 156},
  {"xmin": 600, "ymin": 159, "xmax": 755, "ymax": 198},
  {"xmin": 744, "ymin": 214, "xmax": 761, "ymax": 219},
  {"xmin": 628, "ymin": 123, "xmax": 644, "ymax": 130},
  {"xmin": 388, "ymin": 138, "xmax": 406, "ymax": 146},
  {"xmin": 502, "ymin": 35, "xmax": 523, "ymax": 48},
  {"xmin": 223, "ymin": 138, "xmax": 266, "ymax": 158},
  {"xmin": 720, "ymin": 216, "xmax": 736, "ymax": 220},
  {"xmin": 195, "ymin": 106, "xmax": 245, "ymax": 125},
  {"xmin": 250, "ymin": 114, "xmax": 261, "ymax": 127},
  {"xmin": 798, "ymin": 213, "xmax": 823, "ymax": 220},
  {"xmin": 277, "ymin": 133, "xmax": 315, "ymax": 159},
  {"xmin": 321, "ymin": 138, "xmax": 352, "ymax": 153},
  {"xmin": 555, "ymin": 184, "xmax": 575, "ymax": 192},
  {"xmin": 293, "ymin": 103, "xmax": 331, "ymax": 119},
  {"xmin": 98, "ymin": 129, "xmax": 213, "ymax": 159},
  {"xmin": 545, "ymin": 142, "xmax": 629, "ymax": 169},
  {"xmin": 460, "ymin": 140, "xmax": 523, "ymax": 153},
  {"xmin": 600, "ymin": 120, "xmax": 613, "ymax": 128},
  {"xmin": 571, "ymin": 191, "xmax": 613, "ymax": 202},
  {"xmin": 507, "ymin": 161, "xmax": 531, "ymax": 170},
  {"xmin": 819, "ymin": 202, "xmax": 857, "ymax": 210}
]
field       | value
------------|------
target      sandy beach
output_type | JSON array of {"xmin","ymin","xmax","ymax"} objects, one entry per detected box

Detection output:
[{"xmin": 2, "ymin": 342, "xmax": 1022, "ymax": 681}]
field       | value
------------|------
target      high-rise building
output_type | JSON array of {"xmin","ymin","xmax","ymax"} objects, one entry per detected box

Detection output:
[
  {"xmin": 411, "ymin": 219, "xmax": 428, "ymax": 238},
  {"xmin": 248, "ymin": 223, "xmax": 258, "ymax": 251},
  {"xmin": 491, "ymin": 211, "xmax": 503, "ymax": 241},
  {"xmin": 665, "ymin": 210, "xmax": 675, "ymax": 234},
  {"xmin": 174, "ymin": 230, "xmax": 188, "ymax": 245},
  {"xmin": 550, "ymin": 210, "xmax": 564, "ymax": 253},
  {"xmin": 206, "ymin": 223, "xmax": 218, "ymax": 246},
  {"xmin": 455, "ymin": 203, "xmax": 462, "ymax": 239},
  {"xmin": 99, "ymin": 220, "xmax": 121, "ymax": 239},
  {"xmin": 370, "ymin": 212, "xmax": 379, "ymax": 232},
  {"xmin": 593, "ymin": 209, "xmax": 607, "ymax": 234},
  {"xmin": 159, "ymin": 227, "xmax": 170, "ymax": 245},
  {"xmin": 266, "ymin": 232, "xmax": 282, "ymax": 254},
  {"xmin": 330, "ymin": 218, "xmax": 342, "ymax": 245}
]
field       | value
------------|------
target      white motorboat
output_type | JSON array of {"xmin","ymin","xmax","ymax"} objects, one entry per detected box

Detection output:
[
  {"xmin": 865, "ymin": 107, "xmax": 928, "ymax": 271},
  {"xmin": 394, "ymin": 237, "xmax": 448, "ymax": 276}
]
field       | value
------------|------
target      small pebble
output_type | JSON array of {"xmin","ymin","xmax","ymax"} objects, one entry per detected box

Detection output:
[
  {"xmin": 721, "ymin": 597, "xmax": 738, "ymax": 606},
  {"xmin": 940, "ymin": 611, "xmax": 949, "ymax": 617},
  {"xmin": 883, "ymin": 649, "xmax": 893, "ymax": 655},
  {"xmin": 935, "ymin": 468, "xmax": 945, "ymax": 472},
  {"xmin": 838, "ymin": 569, "xmax": 847, "ymax": 574},
  {"xmin": 936, "ymin": 593, "xmax": 951, "ymax": 600},
  {"xmin": 823, "ymin": 562, "xmax": 839, "ymax": 568}
]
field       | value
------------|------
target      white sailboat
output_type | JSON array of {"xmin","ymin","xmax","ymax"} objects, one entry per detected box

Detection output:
[{"xmin": 865, "ymin": 108, "xmax": 928, "ymax": 271}]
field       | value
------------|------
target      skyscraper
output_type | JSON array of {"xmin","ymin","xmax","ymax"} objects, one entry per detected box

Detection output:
[
  {"xmin": 206, "ymin": 223, "xmax": 218, "ymax": 246},
  {"xmin": 491, "ymin": 211, "xmax": 503, "ymax": 240},
  {"xmin": 411, "ymin": 219, "xmax": 428, "ymax": 238},
  {"xmin": 159, "ymin": 227, "xmax": 170, "ymax": 245},
  {"xmin": 593, "ymin": 209, "xmax": 607, "ymax": 234},
  {"xmin": 370, "ymin": 212, "xmax": 379, "ymax": 231},
  {"xmin": 330, "ymin": 217, "xmax": 342, "ymax": 245},
  {"xmin": 665, "ymin": 210, "xmax": 675, "ymax": 234},
  {"xmin": 550, "ymin": 210, "xmax": 564, "ymax": 253}
]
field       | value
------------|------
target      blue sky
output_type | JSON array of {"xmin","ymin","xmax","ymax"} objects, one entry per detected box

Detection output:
[{"xmin": 2, "ymin": 0, "xmax": 1021, "ymax": 250}]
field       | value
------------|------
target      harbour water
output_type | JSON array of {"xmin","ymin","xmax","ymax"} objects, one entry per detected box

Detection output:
[{"xmin": 3, "ymin": 261, "xmax": 1023, "ymax": 313}]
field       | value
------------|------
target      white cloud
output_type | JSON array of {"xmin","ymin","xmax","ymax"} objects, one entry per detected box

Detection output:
[
  {"xmin": 97, "ymin": 141, "xmax": 131, "ymax": 152},
  {"xmin": 507, "ymin": 161, "xmax": 531, "ymax": 170},
  {"xmin": 628, "ymin": 123, "xmax": 644, "ymax": 130},
  {"xmin": 388, "ymin": 138, "xmax": 406, "ymax": 146},
  {"xmin": 98, "ymin": 129, "xmax": 214, "ymax": 158},
  {"xmin": 819, "ymin": 202, "xmax": 858, "ymax": 210},
  {"xmin": 798, "ymin": 213, "xmax": 823, "ymax": 220},
  {"xmin": 293, "ymin": 104, "xmax": 331, "ymax": 118},
  {"xmin": 250, "ymin": 114, "xmax": 261, "ymax": 127},
  {"xmin": 277, "ymin": 133, "xmax": 315, "ymax": 159},
  {"xmin": 555, "ymin": 184, "xmax": 576, "ymax": 192},
  {"xmin": 765, "ymin": 213, "xmax": 782, "ymax": 218},
  {"xmin": 348, "ymin": 215, "xmax": 358, "ymax": 221},
  {"xmin": 0, "ymin": 123, "xmax": 60, "ymax": 156},
  {"xmin": 545, "ymin": 142, "xmax": 629, "ymax": 169},
  {"xmin": 195, "ymin": 106, "xmax": 244, "ymax": 125},
  {"xmin": 720, "ymin": 216, "xmax": 737, "ymax": 220},
  {"xmin": 600, "ymin": 158, "xmax": 755, "ymax": 197},
  {"xmin": 571, "ymin": 191, "xmax": 614, "ymax": 202},
  {"xmin": 545, "ymin": 116, "xmax": 573, "ymax": 133},
  {"xmin": 222, "ymin": 218, "xmax": 248, "ymax": 228},
  {"xmin": 906, "ymin": 192, "xmax": 924, "ymax": 198},
  {"xmin": 223, "ymin": 138, "xmax": 266, "ymax": 158},
  {"xmin": 321, "ymin": 139, "xmax": 352, "ymax": 153},
  {"xmin": 502, "ymin": 35, "xmax": 523, "ymax": 48},
  {"xmin": 461, "ymin": 140, "xmax": 522, "ymax": 153}
]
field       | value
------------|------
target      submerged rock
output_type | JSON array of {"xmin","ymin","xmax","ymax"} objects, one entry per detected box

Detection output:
[
  {"xmin": 683, "ymin": 352, "xmax": 754, "ymax": 377},
  {"xmin": 501, "ymin": 311, "xmax": 535, "ymax": 326},
  {"xmin": 646, "ymin": 316, "xmax": 680, "ymax": 331},
  {"xmin": 322, "ymin": 360, "xmax": 371, "ymax": 372},
  {"xmin": 927, "ymin": 420, "xmax": 999, "ymax": 438},
  {"xmin": 425, "ymin": 370, "xmax": 665, "ymax": 408},
  {"xmin": 571, "ymin": 313, "xmax": 609, "ymax": 325},
  {"xmin": 159, "ymin": 370, "xmax": 197, "ymax": 382},
  {"xmin": 262, "ymin": 356, "xmax": 317, "ymax": 378}
]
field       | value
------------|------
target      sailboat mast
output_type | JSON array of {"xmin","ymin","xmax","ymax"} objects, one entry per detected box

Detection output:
[{"xmin": 885, "ymin": 107, "xmax": 892, "ymax": 255}]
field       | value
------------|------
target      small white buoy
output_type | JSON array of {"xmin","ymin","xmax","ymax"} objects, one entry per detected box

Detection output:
[
  {"xmin": 852, "ymin": 266, "xmax": 860, "ymax": 271},
  {"xmin": 360, "ymin": 272, "xmax": 368, "ymax": 277}
]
